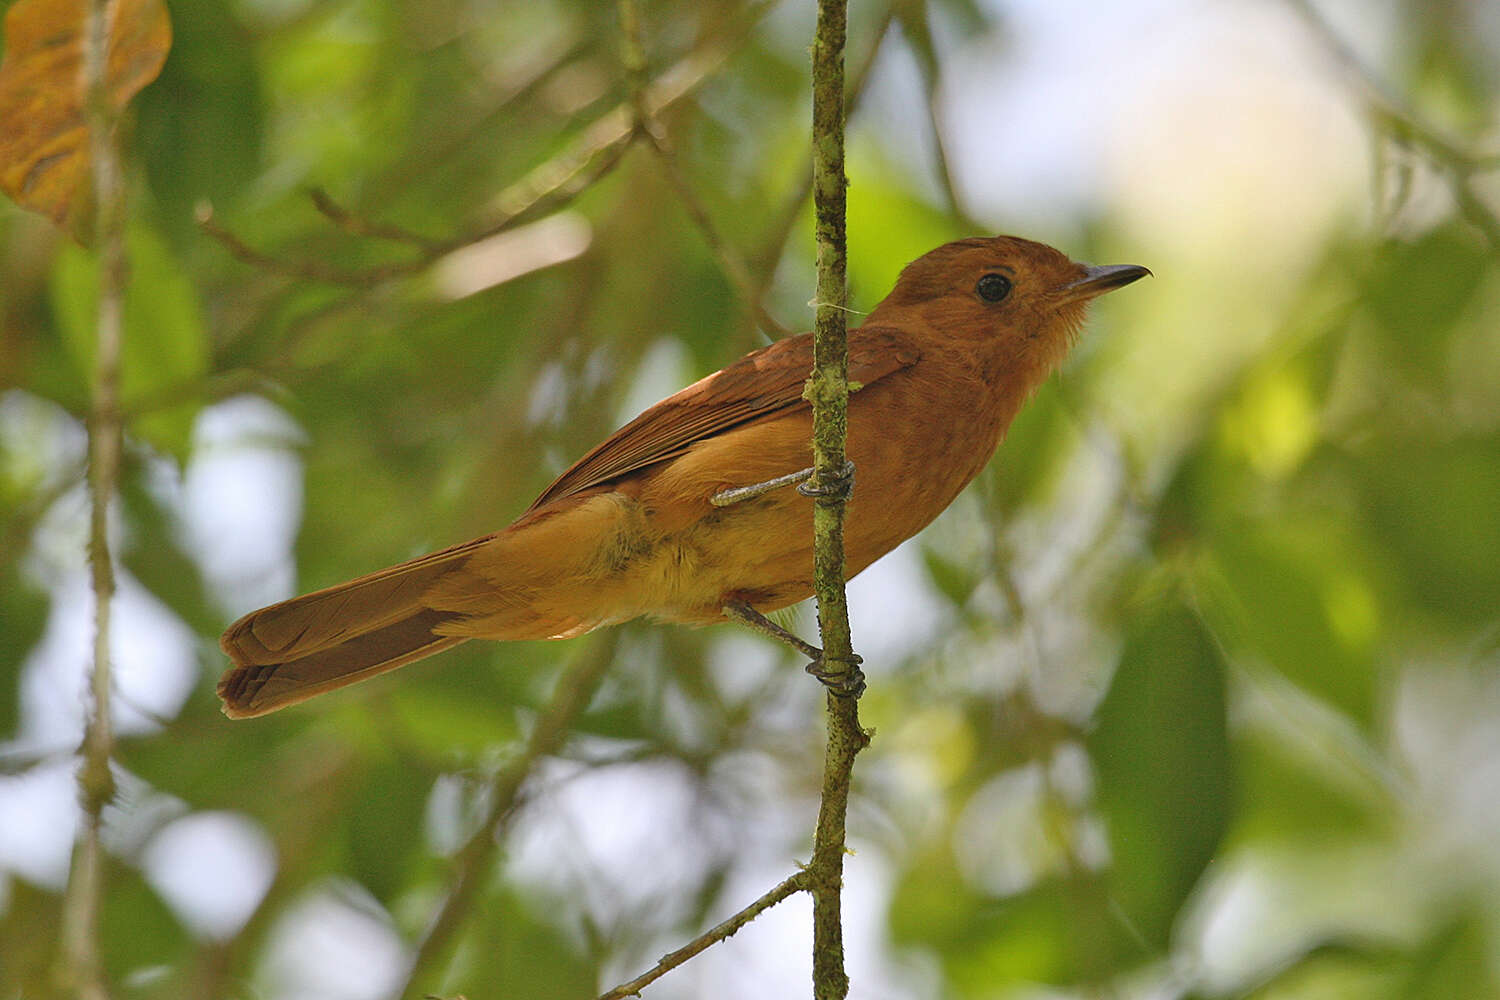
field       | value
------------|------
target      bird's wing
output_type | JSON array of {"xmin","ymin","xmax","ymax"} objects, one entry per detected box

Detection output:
[{"xmin": 527, "ymin": 326, "xmax": 921, "ymax": 510}]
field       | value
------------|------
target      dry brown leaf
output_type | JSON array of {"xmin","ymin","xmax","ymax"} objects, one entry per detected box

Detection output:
[{"xmin": 0, "ymin": 0, "xmax": 171, "ymax": 230}]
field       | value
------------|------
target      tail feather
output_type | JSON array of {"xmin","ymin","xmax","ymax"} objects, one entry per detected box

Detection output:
[
  {"xmin": 217, "ymin": 538, "xmax": 491, "ymax": 718},
  {"xmin": 218, "ymin": 610, "xmax": 466, "ymax": 718}
]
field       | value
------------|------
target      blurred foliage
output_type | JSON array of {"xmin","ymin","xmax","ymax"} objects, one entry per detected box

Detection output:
[{"xmin": 2, "ymin": 1, "xmax": 1500, "ymax": 999}]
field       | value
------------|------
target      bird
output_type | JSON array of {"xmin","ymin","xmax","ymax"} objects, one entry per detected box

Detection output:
[{"xmin": 218, "ymin": 236, "xmax": 1148, "ymax": 718}]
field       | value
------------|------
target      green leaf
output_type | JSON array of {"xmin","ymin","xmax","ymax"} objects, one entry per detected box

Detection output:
[
  {"xmin": 346, "ymin": 757, "xmax": 430, "ymax": 902},
  {"xmin": 982, "ymin": 379, "xmax": 1075, "ymax": 516},
  {"xmin": 134, "ymin": 0, "xmax": 263, "ymax": 246},
  {"xmin": 50, "ymin": 218, "xmax": 207, "ymax": 460},
  {"xmin": 1197, "ymin": 523, "xmax": 1379, "ymax": 727},
  {"xmin": 101, "ymin": 859, "xmax": 190, "ymax": 982},
  {"xmin": 1401, "ymin": 913, "xmax": 1500, "ymax": 1000},
  {"xmin": 1088, "ymin": 594, "xmax": 1231, "ymax": 953},
  {"xmin": 0, "ymin": 878, "xmax": 62, "ymax": 995},
  {"xmin": 0, "ymin": 561, "xmax": 48, "ymax": 736},
  {"xmin": 446, "ymin": 885, "xmax": 600, "ymax": 1000},
  {"xmin": 1360, "ymin": 225, "xmax": 1486, "ymax": 374},
  {"xmin": 1352, "ymin": 437, "xmax": 1500, "ymax": 628}
]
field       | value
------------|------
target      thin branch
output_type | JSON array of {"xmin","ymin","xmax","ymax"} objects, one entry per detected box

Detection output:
[
  {"xmin": 399, "ymin": 635, "xmax": 617, "ymax": 998},
  {"xmin": 805, "ymin": 3, "xmax": 867, "ymax": 1000},
  {"xmin": 308, "ymin": 187, "xmax": 441, "ymax": 250},
  {"xmin": 736, "ymin": 4, "xmax": 897, "ymax": 351},
  {"xmin": 200, "ymin": 4, "xmax": 779, "ymax": 287},
  {"xmin": 60, "ymin": 2, "xmax": 126, "ymax": 998},
  {"xmin": 596, "ymin": 873, "xmax": 807, "ymax": 1000},
  {"xmin": 894, "ymin": 4, "xmax": 980, "ymax": 230},
  {"xmin": 619, "ymin": 0, "xmax": 791, "ymax": 338},
  {"xmin": 1285, "ymin": 0, "xmax": 1500, "ymax": 248}
]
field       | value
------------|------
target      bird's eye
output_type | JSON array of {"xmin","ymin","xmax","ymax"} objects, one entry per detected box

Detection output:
[{"xmin": 975, "ymin": 272, "xmax": 1012, "ymax": 303}]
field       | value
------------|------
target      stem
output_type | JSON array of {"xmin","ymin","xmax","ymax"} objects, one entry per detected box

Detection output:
[
  {"xmin": 806, "ymin": 2, "xmax": 867, "ymax": 999},
  {"xmin": 596, "ymin": 874, "xmax": 807, "ymax": 1000},
  {"xmin": 60, "ymin": 1, "xmax": 127, "ymax": 997}
]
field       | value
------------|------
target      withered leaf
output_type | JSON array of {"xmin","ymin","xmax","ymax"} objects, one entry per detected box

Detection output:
[{"xmin": 0, "ymin": 0, "xmax": 171, "ymax": 231}]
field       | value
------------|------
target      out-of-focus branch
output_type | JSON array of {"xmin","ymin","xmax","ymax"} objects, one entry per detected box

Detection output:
[
  {"xmin": 399, "ymin": 634, "xmax": 617, "ymax": 998},
  {"xmin": 200, "ymin": 2, "xmax": 780, "ymax": 287},
  {"xmin": 307, "ymin": 187, "xmax": 440, "ymax": 250},
  {"xmin": 737, "ymin": 5, "xmax": 896, "ymax": 351},
  {"xmin": 366, "ymin": 34, "xmax": 594, "ymax": 205},
  {"xmin": 1285, "ymin": 0, "xmax": 1500, "ymax": 248},
  {"xmin": 895, "ymin": 4, "xmax": 978, "ymax": 229},
  {"xmin": 619, "ymin": 0, "xmax": 791, "ymax": 338},
  {"xmin": 59, "ymin": 3, "xmax": 126, "ymax": 998}
]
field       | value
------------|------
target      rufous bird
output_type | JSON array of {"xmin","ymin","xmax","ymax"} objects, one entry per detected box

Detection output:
[{"xmin": 218, "ymin": 236, "xmax": 1148, "ymax": 718}]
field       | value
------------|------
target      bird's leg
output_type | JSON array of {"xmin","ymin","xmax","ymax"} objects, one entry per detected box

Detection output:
[
  {"xmin": 796, "ymin": 459, "xmax": 855, "ymax": 501},
  {"xmin": 709, "ymin": 460, "xmax": 855, "ymax": 507},
  {"xmin": 722, "ymin": 599, "xmax": 866, "ymax": 698},
  {"xmin": 710, "ymin": 467, "xmax": 814, "ymax": 507}
]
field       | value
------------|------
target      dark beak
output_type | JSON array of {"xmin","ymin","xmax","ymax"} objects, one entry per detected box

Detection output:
[{"xmin": 1060, "ymin": 263, "xmax": 1151, "ymax": 301}]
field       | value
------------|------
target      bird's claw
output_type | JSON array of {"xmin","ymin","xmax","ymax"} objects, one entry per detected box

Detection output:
[
  {"xmin": 796, "ymin": 459, "xmax": 856, "ymax": 501},
  {"xmin": 805, "ymin": 652, "xmax": 866, "ymax": 698}
]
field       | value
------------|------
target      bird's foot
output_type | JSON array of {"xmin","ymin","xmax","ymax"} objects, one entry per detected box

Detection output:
[
  {"xmin": 796, "ymin": 459, "xmax": 856, "ymax": 501},
  {"xmin": 805, "ymin": 651, "xmax": 866, "ymax": 698},
  {"xmin": 723, "ymin": 599, "xmax": 865, "ymax": 698},
  {"xmin": 711, "ymin": 467, "xmax": 814, "ymax": 507}
]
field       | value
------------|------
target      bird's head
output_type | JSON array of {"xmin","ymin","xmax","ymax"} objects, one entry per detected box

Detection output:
[{"xmin": 867, "ymin": 235, "xmax": 1149, "ymax": 384}]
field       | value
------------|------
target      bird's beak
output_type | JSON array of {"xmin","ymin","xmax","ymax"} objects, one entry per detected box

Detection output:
[{"xmin": 1060, "ymin": 263, "xmax": 1151, "ymax": 302}]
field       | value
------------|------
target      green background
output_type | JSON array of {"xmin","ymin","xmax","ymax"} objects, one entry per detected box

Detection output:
[{"xmin": 2, "ymin": 0, "xmax": 1499, "ymax": 997}]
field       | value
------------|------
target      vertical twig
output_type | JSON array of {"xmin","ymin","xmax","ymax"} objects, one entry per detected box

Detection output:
[
  {"xmin": 806, "ymin": 2, "xmax": 867, "ymax": 999},
  {"xmin": 60, "ymin": 2, "xmax": 126, "ymax": 998}
]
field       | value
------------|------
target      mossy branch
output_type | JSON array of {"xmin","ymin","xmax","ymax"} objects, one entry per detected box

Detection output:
[{"xmin": 805, "ymin": 2, "xmax": 868, "ymax": 999}]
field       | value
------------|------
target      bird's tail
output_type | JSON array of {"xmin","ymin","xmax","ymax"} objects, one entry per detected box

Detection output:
[{"xmin": 217, "ymin": 537, "xmax": 489, "ymax": 718}]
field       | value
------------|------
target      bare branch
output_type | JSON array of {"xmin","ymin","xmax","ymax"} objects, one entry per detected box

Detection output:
[{"xmin": 596, "ymin": 873, "xmax": 807, "ymax": 1000}]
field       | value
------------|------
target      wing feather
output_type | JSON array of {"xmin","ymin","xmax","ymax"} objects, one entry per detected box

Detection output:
[{"xmin": 529, "ymin": 326, "xmax": 920, "ymax": 510}]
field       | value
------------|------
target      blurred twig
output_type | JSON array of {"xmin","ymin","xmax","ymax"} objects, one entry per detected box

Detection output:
[
  {"xmin": 619, "ymin": 0, "xmax": 791, "ymax": 338},
  {"xmin": 738, "ymin": 4, "xmax": 896, "ymax": 350},
  {"xmin": 895, "ymin": 2, "xmax": 979, "ymax": 229},
  {"xmin": 200, "ymin": 3, "xmax": 780, "ymax": 287},
  {"xmin": 366, "ymin": 35, "xmax": 594, "ymax": 205},
  {"xmin": 1286, "ymin": 0, "xmax": 1500, "ymax": 248},
  {"xmin": 307, "ymin": 187, "xmax": 441, "ymax": 250},
  {"xmin": 59, "ymin": 3, "xmax": 126, "ymax": 998},
  {"xmin": 400, "ymin": 635, "xmax": 617, "ymax": 998}
]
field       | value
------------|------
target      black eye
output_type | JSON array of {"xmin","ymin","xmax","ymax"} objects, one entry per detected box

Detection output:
[{"xmin": 976, "ymin": 272, "xmax": 1012, "ymax": 303}]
